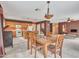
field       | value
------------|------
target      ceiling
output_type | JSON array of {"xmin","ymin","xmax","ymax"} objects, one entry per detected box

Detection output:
[{"xmin": 0, "ymin": 1, "xmax": 79, "ymax": 23}]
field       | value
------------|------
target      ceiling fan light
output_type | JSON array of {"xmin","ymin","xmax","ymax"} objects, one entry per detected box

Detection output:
[
  {"xmin": 44, "ymin": 1, "xmax": 53, "ymax": 19},
  {"xmin": 45, "ymin": 14, "xmax": 53, "ymax": 19}
]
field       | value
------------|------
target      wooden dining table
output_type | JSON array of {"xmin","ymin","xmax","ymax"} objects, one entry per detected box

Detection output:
[
  {"xmin": 26, "ymin": 31, "xmax": 57, "ymax": 57},
  {"xmin": 36, "ymin": 36, "xmax": 56, "ymax": 58}
]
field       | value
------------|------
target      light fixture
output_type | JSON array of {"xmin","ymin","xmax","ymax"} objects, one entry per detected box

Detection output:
[{"xmin": 44, "ymin": 1, "xmax": 53, "ymax": 19}]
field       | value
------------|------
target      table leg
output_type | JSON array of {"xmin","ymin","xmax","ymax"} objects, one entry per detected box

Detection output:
[
  {"xmin": 29, "ymin": 39, "xmax": 32, "ymax": 49},
  {"xmin": 43, "ymin": 44, "xmax": 48, "ymax": 58}
]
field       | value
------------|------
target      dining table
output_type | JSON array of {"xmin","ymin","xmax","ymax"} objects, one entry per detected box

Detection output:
[
  {"xmin": 36, "ymin": 35, "xmax": 57, "ymax": 58},
  {"xmin": 26, "ymin": 31, "xmax": 57, "ymax": 57}
]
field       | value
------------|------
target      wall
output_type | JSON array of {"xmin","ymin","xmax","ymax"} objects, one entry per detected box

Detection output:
[
  {"xmin": 5, "ymin": 20, "xmax": 32, "ymax": 37},
  {"xmin": 66, "ymin": 21, "xmax": 79, "ymax": 34},
  {"xmin": 59, "ymin": 20, "xmax": 79, "ymax": 34},
  {"xmin": 52, "ymin": 23, "xmax": 59, "ymax": 34}
]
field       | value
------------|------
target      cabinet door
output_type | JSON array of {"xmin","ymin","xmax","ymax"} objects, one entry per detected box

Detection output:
[{"xmin": 3, "ymin": 31, "xmax": 13, "ymax": 47}]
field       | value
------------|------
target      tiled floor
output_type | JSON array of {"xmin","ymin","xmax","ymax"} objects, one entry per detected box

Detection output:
[{"xmin": 3, "ymin": 36, "xmax": 79, "ymax": 58}]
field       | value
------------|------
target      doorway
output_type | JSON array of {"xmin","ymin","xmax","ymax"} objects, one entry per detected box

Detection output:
[{"xmin": 16, "ymin": 25, "xmax": 22, "ymax": 37}]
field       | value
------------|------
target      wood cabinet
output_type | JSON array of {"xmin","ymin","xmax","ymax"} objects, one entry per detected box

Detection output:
[{"xmin": 3, "ymin": 31, "xmax": 13, "ymax": 47}]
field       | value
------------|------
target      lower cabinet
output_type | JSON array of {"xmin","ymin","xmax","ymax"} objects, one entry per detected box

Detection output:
[{"xmin": 3, "ymin": 31, "xmax": 13, "ymax": 47}]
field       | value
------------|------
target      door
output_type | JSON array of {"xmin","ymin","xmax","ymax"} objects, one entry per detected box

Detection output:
[
  {"xmin": 0, "ymin": 14, "xmax": 5, "ymax": 57},
  {"xmin": 0, "ymin": 15, "xmax": 4, "ymax": 57},
  {"xmin": 16, "ymin": 29, "xmax": 22, "ymax": 37}
]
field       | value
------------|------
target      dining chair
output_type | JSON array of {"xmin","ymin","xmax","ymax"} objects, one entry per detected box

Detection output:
[
  {"xmin": 48, "ymin": 34, "xmax": 64, "ymax": 58},
  {"xmin": 29, "ymin": 31, "xmax": 43, "ymax": 58},
  {"xmin": 25, "ymin": 31, "xmax": 29, "ymax": 39},
  {"xmin": 46, "ymin": 32, "xmax": 52, "ymax": 37},
  {"xmin": 27, "ymin": 31, "xmax": 38, "ymax": 50}
]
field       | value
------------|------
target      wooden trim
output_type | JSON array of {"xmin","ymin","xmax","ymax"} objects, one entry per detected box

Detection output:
[
  {"xmin": 5, "ymin": 18, "xmax": 33, "ymax": 23},
  {"xmin": 35, "ymin": 24, "xmax": 37, "ymax": 31},
  {"xmin": 44, "ymin": 22, "xmax": 46, "ymax": 35},
  {"xmin": 0, "ymin": 14, "xmax": 5, "ymax": 57},
  {"xmin": 5, "ymin": 18, "xmax": 50, "ymax": 24},
  {"xmin": 36, "ymin": 20, "xmax": 50, "ymax": 24},
  {"xmin": 3, "ymin": 25, "xmax": 9, "ymax": 30},
  {"xmin": 50, "ymin": 23, "xmax": 53, "ymax": 32}
]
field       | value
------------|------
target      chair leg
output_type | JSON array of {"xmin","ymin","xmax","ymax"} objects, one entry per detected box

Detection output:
[
  {"xmin": 54, "ymin": 53, "xmax": 56, "ymax": 58},
  {"xmin": 35, "ymin": 48, "xmax": 37, "ymax": 58},
  {"xmin": 44, "ymin": 55, "xmax": 46, "ymax": 58},
  {"xmin": 59, "ymin": 50, "xmax": 62, "ymax": 58},
  {"xmin": 31, "ymin": 47, "xmax": 32, "ymax": 54}
]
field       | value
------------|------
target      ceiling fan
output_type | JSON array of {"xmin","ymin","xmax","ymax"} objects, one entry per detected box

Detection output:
[{"xmin": 35, "ymin": 8, "xmax": 40, "ymax": 11}]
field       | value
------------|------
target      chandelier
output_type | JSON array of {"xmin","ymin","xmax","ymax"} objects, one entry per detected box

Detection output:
[{"xmin": 44, "ymin": 1, "xmax": 53, "ymax": 19}]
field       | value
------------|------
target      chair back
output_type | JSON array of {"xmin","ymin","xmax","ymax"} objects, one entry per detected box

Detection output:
[
  {"xmin": 29, "ymin": 32, "xmax": 37, "ymax": 45},
  {"xmin": 46, "ymin": 32, "xmax": 52, "ymax": 37},
  {"xmin": 55, "ymin": 34, "xmax": 64, "ymax": 49},
  {"xmin": 25, "ymin": 32, "xmax": 29, "ymax": 39}
]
